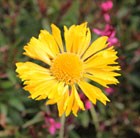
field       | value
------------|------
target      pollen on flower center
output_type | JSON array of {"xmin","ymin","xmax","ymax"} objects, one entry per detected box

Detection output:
[{"xmin": 50, "ymin": 53, "xmax": 84, "ymax": 84}]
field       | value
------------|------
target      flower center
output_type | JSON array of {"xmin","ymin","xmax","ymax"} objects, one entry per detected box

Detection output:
[{"xmin": 51, "ymin": 53, "xmax": 84, "ymax": 85}]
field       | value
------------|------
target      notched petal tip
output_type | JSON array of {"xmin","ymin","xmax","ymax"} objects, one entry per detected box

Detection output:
[
  {"xmin": 51, "ymin": 23, "xmax": 57, "ymax": 29},
  {"xmin": 102, "ymin": 98, "xmax": 110, "ymax": 105},
  {"xmin": 15, "ymin": 62, "xmax": 24, "ymax": 72},
  {"xmin": 73, "ymin": 113, "xmax": 78, "ymax": 117},
  {"xmin": 59, "ymin": 112, "xmax": 64, "ymax": 117},
  {"xmin": 15, "ymin": 62, "xmax": 22, "ymax": 67},
  {"xmin": 101, "ymin": 35, "xmax": 108, "ymax": 40},
  {"xmin": 80, "ymin": 22, "xmax": 88, "ymax": 27}
]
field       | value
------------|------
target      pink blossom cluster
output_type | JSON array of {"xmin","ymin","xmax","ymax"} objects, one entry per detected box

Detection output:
[
  {"xmin": 100, "ymin": 0, "xmax": 113, "ymax": 23},
  {"xmin": 43, "ymin": 114, "xmax": 61, "ymax": 135},
  {"xmin": 93, "ymin": 24, "xmax": 118, "ymax": 47},
  {"xmin": 93, "ymin": 0, "xmax": 119, "ymax": 47}
]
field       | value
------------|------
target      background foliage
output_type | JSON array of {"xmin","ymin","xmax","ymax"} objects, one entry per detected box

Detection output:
[{"xmin": 0, "ymin": 0, "xmax": 140, "ymax": 138}]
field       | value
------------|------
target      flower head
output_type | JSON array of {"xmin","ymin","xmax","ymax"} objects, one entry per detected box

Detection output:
[{"xmin": 16, "ymin": 23, "xmax": 120, "ymax": 117}]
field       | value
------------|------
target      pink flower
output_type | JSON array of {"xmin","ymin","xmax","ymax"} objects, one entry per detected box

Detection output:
[
  {"xmin": 85, "ymin": 100, "xmax": 91, "ymax": 110},
  {"xmin": 43, "ymin": 114, "xmax": 61, "ymax": 135},
  {"xmin": 103, "ymin": 13, "xmax": 111, "ymax": 22},
  {"xmin": 100, "ymin": 1, "xmax": 113, "ymax": 22},
  {"xmin": 104, "ymin": 88, "xmax": 114, "ymax": 95},
  {"xmin": 100, "ymin": 1, "xmax": 113, "ymax": 12},
  {"xmin": 93, "ymin": 24, "xmax": 119, "ymax": 46}
]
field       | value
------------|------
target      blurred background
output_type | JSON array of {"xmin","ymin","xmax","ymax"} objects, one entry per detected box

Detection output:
[{"xmin": 0, "ymin": 0, "xmax": 140, "ymax": 138}]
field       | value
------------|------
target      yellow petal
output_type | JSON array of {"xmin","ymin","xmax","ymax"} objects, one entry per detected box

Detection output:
[
  {"xmin": 84, "ymin": 47, "xmax": 118, "ymax": 68},
  {"xmin": 16, "ymin": 62, "xmax": 50, "ymax": 80},
  {"xmin": 72, "ymin": 99, "xmax": 79, "ymax": 116},
  {"xmin": 65, "ymin": 90, "xmax": 75, "ymax": 116},
  {"xmin": 78, "ymin": 81, "xmax": 110, "ymax": 105},
  {"xmin": 84, "ymin": 73, "xmax": 119, "ymax": 88},
  {"xmin": 64, "ymin": 23, "xmax": 90, "ymax": 55},
  {"xmin": 70, "ymin": 23, "xmax": 88, "ymax": 54},
  {"xmin": 26, "ymin": 79, "xmax": 57, "ymax": 99},
  {"xmin": 57, "ymin": 92, "xmax": 69, "ymax": 117},
  {"xmin": 78, "ymin": 28, "xmax": 91, "ymax": 56},
  {"xmin": 102, "ymin": 66, "xmax": 121, "ymax": 71},
  {"xmin": 51, "ymin": 24, "xmax": 64, "ymax": 52},
  {"xmin": 46, "ymin": 85, "xmax": 68, "ymax": 105},
  {"xmin": 16, "ymin": 62, "xmax": 56, "ymax": 99},
  {"xmin": 86, "ymin": 69, "xmax": 120, "ymax": 78},
  {"xmin": 83, "ymin": 46, "xmax": 120, "ymax": 87},
  {"xmin": 84, "ymin": 68, "xmax": 120, "ymax": 86},
  {"xmin": 48, "ymin": 82, "xmax": 65, "ymax": 99},
  {"xmin": 36, "ymin": 95, "xmax": 47, "ymax": 100},
  {"xmin": 46, "ymin": 99, "xmax": 57, "ymax": 105},
  {"xmin": 65, "ymin": 85, "xmax": 85, "ymax": 116},
  {"xmin": 64, "ymin": 25, "xmax": 76, "ymax": 52},
  {"xmin": 82, "ymin": 36, "xmax": 108, "ymax": 60},
  {"xmin": 73, "ymin": 85, "xmax": 85, "ymax": 110},
  {"xmin": 39, "ymin": 30, "xmax": 60, "ymax": 56},
  {"xmin": 47, "ymin": 82, "xmax": 60, "ymax": 99},
  {"xmin": 23, "ymin": 37, "xmax": 54, "ymax": 65}
]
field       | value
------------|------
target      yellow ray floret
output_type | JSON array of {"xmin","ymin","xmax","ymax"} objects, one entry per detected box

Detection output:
[{"xmin": 16, "ymin": 23, "xmax": 121, "ymax": 117}]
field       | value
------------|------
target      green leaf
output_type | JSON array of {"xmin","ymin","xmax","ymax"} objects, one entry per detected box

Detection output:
[
  {"xmin": 125, "ymin": 42, "xmax": 139, "ymax": 51},
  {"xmin": 0, "ymin": 80, "xmax": 13, "ymax": 89},
  {"xmin": 78, "ymin": 110, "xmax": 89, "ymax": 128},
  {"xmin": 8, "ymin": 108, "xmax": 23, "ymax": 125},
  {"xmin": 69, "ymin": 131, "xmax": 80, "ymax": 138},
  {"xmin": 0, "ymin": 103, "xmax": 8, "ymax": 115},
  {"xmin": 7, "ymin": 69, "xmax": 17, "ymax": 85},
  {"xmin": 8, "ymin": 98, "xmax": 25, "ymax": 112},
  {"xmin": 126, "ymin": 74, "xmax": 140, "ymax": 88}
]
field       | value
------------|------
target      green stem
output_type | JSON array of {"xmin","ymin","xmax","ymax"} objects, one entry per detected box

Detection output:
[
  {"xmin": 59, "ymin": 114, "xmax": 65, "ymax": 138},
  {"xmin": 90, "ymin": 104, "xmax": 101, "ymax": 138}
]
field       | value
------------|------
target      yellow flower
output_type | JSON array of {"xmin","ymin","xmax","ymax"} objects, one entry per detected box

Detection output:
[{"xmin": 16, "ymin": 23, "xmax": 120, "ymax": 117}]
